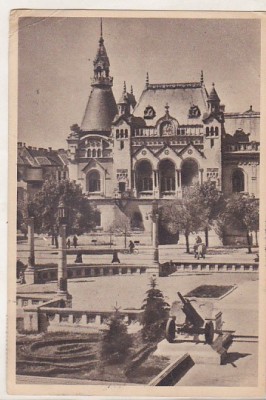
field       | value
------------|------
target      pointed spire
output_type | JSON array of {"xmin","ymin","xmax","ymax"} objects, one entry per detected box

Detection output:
[
  {"xmin": 131, "ymin": 85, "xmax": 133, "ymax": 94},
  {"xmin": 123, "ymin": 81, "xmax": 127, "ymax": 94},
  {"xmin": 99, "ymin": 18, "xmax": 104, "ymax": 45},
  {"xmin": 165, "ymin": 103, "xmax": 170, "ymax": 116},
  {"xmin": 146, "ymin": 72, "xmax": 149, "ymax": 88},
  {"xmin": 200, "ymin": 70, "xmax": 204, "ymax": 85}
]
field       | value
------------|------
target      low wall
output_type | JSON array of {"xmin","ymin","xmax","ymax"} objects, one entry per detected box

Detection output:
[
  {"xmin": 20, "ymin": 302, "xmax": 143, "ymax": 334},
  {"xmin": 33, "ymin": 264, "xmax": 151, "ymax": 284}
]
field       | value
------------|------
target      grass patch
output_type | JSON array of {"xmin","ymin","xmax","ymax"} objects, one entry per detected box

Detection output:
[
  {"xmin": 185, "ymin": 285, "xmax": 234, "ymax": 298},
  {"xmin": 16, "ymin": 331, "xmax": 170, "ymax": 384}
]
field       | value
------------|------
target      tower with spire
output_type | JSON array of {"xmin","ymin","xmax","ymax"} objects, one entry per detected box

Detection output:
[{"xmin": 80, "ymin": 20, "xmax": 117, "ymax": 134}]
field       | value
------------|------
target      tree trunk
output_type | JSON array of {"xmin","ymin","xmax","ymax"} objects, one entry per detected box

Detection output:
[
  {"xmin": 255, "ymin": 230, "xmax": 258, "ymax": 247},
  {"xmin": 185, "ymin": 233, "xmax": 190, "ymax": 253},
  {"xmin": 124, "ymin": 231, "xmax": 127, "ymax": 249},
  {"xmin": 205, "ymin": 227, "xmax": 209, "ymax": 247},
  {"xmin": 246, "ymin": 231, "xmax": 252, "ymax": 254}
]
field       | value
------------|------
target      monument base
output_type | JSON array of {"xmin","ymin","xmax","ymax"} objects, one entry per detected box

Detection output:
[
  {"xmin": 154, "ymin": 338, "xmax": 227, "ymax": 365},
  {"xmin": 24, "ymin": 269, "xmax": 36, "ymax": 284}
]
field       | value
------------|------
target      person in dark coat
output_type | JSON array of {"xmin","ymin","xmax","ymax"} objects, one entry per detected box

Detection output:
[
  {"xmin": 73, "ymin": 235, "xmax": 78, "ymax": 248},
  {"xmin": 75, "ymin": 250, "xmax": 83, "ymax": 263},
  {"xmin": 66, "ymin": 238, "xmax": 71, "ymax": 249},
  {"xmin": 129, "ymin": 240, "xmax": 135, "ymax": 254},
  {"xmin": 111, "ymin": 250, "xmax": 120, "ymax": 264}
]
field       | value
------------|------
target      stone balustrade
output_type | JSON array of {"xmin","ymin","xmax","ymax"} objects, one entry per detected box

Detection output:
[{"xmin": 21, "ymin": 299, "xmax": 143, "ymax": 333}]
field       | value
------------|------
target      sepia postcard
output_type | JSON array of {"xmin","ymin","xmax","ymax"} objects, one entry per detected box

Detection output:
[{"xmin": 7, "ymin": 9, "xmax": 266, "ymax": 398}]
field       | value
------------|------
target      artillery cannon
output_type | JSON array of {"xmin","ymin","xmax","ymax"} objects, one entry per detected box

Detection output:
[{"xmin": 166, "ymin": 292, "xmax": 223, "ymax": 344}]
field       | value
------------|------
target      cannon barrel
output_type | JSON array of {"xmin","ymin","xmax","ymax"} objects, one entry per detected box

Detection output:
[
  {"xmin": 177, "ymin": 291, "xmax": 205, "ymax": 328},
  {"xmin": 177, "ymin": 291, "xmax": 188, "ymax": 304}
]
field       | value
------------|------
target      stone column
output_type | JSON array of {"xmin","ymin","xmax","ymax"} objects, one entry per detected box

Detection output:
[
  {"xmin": 28, "ymin": 217, "xmax": 35, "ymax": 268},
  {"xmin": 57, "ymin": 225, "xmax": 68, "ymax": 298},
  {"xmin": 24, "ymin": 217, "xmax": 35, "ymax": 284},
  {"xmin": 152, "ymin": 214, "xmax": 159, "ymax": 274}
]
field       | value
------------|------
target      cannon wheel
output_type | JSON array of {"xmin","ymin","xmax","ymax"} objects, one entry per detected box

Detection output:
[
  {"xmin": 165, "ymin": 318, "xmax": 176, "ymax": 343},
  {"xmin": 204, "ymin": 321, "xmax": 214, "ymax": 344}
]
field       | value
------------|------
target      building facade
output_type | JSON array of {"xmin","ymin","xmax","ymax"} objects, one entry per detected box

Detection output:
[{"xmin": 66, "ymin": 28, "xmax": 260, "ymax": 237}]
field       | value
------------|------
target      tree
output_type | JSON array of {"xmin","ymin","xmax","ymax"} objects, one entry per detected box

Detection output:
[
  {"xmin": 101, "ymin": 309, "xmax": 132, "ymax": 364},
  {"xmin": 198, "ymin": 182, "xmax": 225, "ymax": 246},
  {"xmin": 28, "ymin": 179, "xmax": 97, "ymax": 237},
  {"xmin": 141, "ymin": 276, "xmax": 169, "ymax": 341},
  {"xmin": 217, "ymin": 193, "xmax": 259, "ymax": 253},
  {"xmin": 109, "ymin": 208, "xmax": 131, "ymax": 248},
  {"xmin": 160, "ymin": 186, "xmax": 208, "ymax": 253}
]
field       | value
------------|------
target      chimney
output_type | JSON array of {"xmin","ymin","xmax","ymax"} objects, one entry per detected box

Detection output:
[{"xmin": 48, "ymin": 147, "xmax": 52, "ymax": 152}]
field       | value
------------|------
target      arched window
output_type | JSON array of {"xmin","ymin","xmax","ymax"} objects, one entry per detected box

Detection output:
[
  {"xmin": 87, "ymin": 171, "xmax": 101, "ymax": 192},
  {"xmin": 92, "ymin": 149, "xmax": 96, "ymax": 158},
  {"xmin": 87, "ymin": 149, "xmax": 91, "ymax": 157},
  {"xmin": 125, "ymin": 129, "xmax": 128, "ymax": 138},
  {"xmin": 97, "ymin": 149, "xmax": 101, "ymax": 157},
  {"xmin": 215, "ymin": 127, "xmax": 219, "ymax": 136},
  {"xmin": 206, "ymin": 127, "xmax": 209, "ymax": 136},
  {"xmin": 232, "ymin": 169, "xmax": 244, "ymax": 192},
  {"xmin": 136, "ymin": 160, "xmax": 153, "ymax": 194},
  {"xmin": 210, "ymin": 127, "xmax": 214, "ymax": 136},
  {"xmin": 181, "ymin": 159, "xmax": 199, "ymax": 187},
  {"xmin": 159, "ymin": 159, "xmax": 176, "ymax": 193},
  {"xmin": 120, "ymin": 141, "xmax": 124, "ymax": 150},
  {"xmin": 95, "ymin": 211, "xmax": 101, "ymax": 226}
]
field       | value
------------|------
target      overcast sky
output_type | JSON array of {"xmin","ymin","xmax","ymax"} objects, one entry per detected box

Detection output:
[{"xmin": 18, "ymin": 16, "xmax": 261, "ymax": 149}]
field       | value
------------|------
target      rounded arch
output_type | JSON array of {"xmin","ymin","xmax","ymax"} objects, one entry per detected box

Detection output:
[
  {"xmin": 86, "ymin": 169, "xmax": 101, "ymax": 193},
  {"xmin": 232, "ymin": 168, "xmax": 245, "ymax": 193},
  {"xmin": 135, "ymin": 160, "xmax": 153, "ymax": 194},
  {"xmin": 181, "ymin": 158, "xmax": 199, "ymax": 187},
  {"xmin": 131, "ymin": 211, "xmax": 144, "ymax": 230},
  {"xmin": 159, "ymin": 159, "xmax": 176, "ymax": 194}
]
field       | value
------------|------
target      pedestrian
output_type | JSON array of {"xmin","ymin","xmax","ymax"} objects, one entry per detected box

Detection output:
[
  {"xmin": 66, "ymin": 238, "xmax": 71, "ymax": 249},
  {"xmin": 75, "ymin": 250, "xmax": 83, "ymax": 263},
  {"xmin": 111, "ymin": 250, "xmax": 120, "ymax": 264},
  {"xmin": 19, "ymin": 270, "xmax": 25, "ymax": 285},
  {"xmin": 73, "ymin": 235, "xmax": 78, "ymax": 248},
  {"xmin": 129, "ymin": 240, "xmax": 135, "ymax": 254}
]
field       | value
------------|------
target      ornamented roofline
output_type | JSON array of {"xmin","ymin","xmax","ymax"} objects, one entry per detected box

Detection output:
[
  {"xmin": 224, "ymin": 112, "xmax": 260, "ymax": 118},
  {"xmin": 146, "ymin": 82, "xmax": 203, "ymax": 90}
]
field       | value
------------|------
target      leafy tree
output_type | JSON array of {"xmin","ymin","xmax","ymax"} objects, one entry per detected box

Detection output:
[
  {"xmin": 198, "ymin": 182, "xmax": 225, "ymax": 246},
  {"xmin": 101, "ymin": 309, "xmax": 132, "ymax": 364},
  {"xmin": 109, "ymin": 208, "xmax": 131, "ymax": 248},
  {"xmin": 217, "ymin": 193, "xmax": 259, "ymax": 253},
  {"xmin": 160, "ymin": 186, "xmax": 208, "ymax": 253},
  {"xmin": 70, "ymin": 123, "xmax": 81, "ymax": 134},
  {"xmin": 28, "ymin": 179, "xmax": 97, "ymax": 237},
  {"xmin": 141, "ymin": 276, "xmax": 169, "ymax": 341}
]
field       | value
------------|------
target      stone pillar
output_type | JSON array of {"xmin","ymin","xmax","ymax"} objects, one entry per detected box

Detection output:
[
  {"xmin": 28, "ymin": 217, "xmax": 35, "ymax": 268},
  {"xmin": 57, "ymin": 225, "xmax": 69, "ymax": 300},
  {"xmin": 152, "ymin": 215, "xmax": 159, "ymax": 274},
  {"xmin": 24, "ymin": 217, "xmax": 36, "ymax": 284}
]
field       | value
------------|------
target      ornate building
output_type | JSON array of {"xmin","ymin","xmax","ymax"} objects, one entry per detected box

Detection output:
[{"xmin": 67, "ymin": 26, "xmax": 260, "ymax": 238}]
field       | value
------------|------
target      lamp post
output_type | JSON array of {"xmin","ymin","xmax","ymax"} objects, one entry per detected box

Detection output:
[
  {"xmin": 151, "ymin": 200, "xmax": 159, "ymax": 274},
  {"xmin": 57, "ymin": 198, "xmax": 72, "ymax": 306}
]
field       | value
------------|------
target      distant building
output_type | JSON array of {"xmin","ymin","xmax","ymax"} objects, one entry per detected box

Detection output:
[
  {"xmin": 66, "ymin": 25, "xmax": 259, "ymax": 243},
  {"xmin": 17, "ymin": 143, "xmax": 69, "ymax": 211}
]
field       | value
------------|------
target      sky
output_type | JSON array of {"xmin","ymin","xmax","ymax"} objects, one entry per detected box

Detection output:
[{"xmin": 18, "ymin": 16, "xmax": 261, "ymax": 149}]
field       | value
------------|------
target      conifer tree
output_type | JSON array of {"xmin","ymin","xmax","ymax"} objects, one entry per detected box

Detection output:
[
  {"xmin": 141, "ymin": 276, "xmax": 169, "ymax": 341},
  {"xmin": 101, "ymin": 309, "xmax": 132, "ymax": 364}
]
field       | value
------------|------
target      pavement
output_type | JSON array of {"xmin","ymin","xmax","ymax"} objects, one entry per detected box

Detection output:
[
  {"xmin": 16, "ymin": 234, "xmax": 260, "ymax": 387},
  {"xmin": 17, "ymin": 236, "xmax": 258, "ymax": 267}
]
